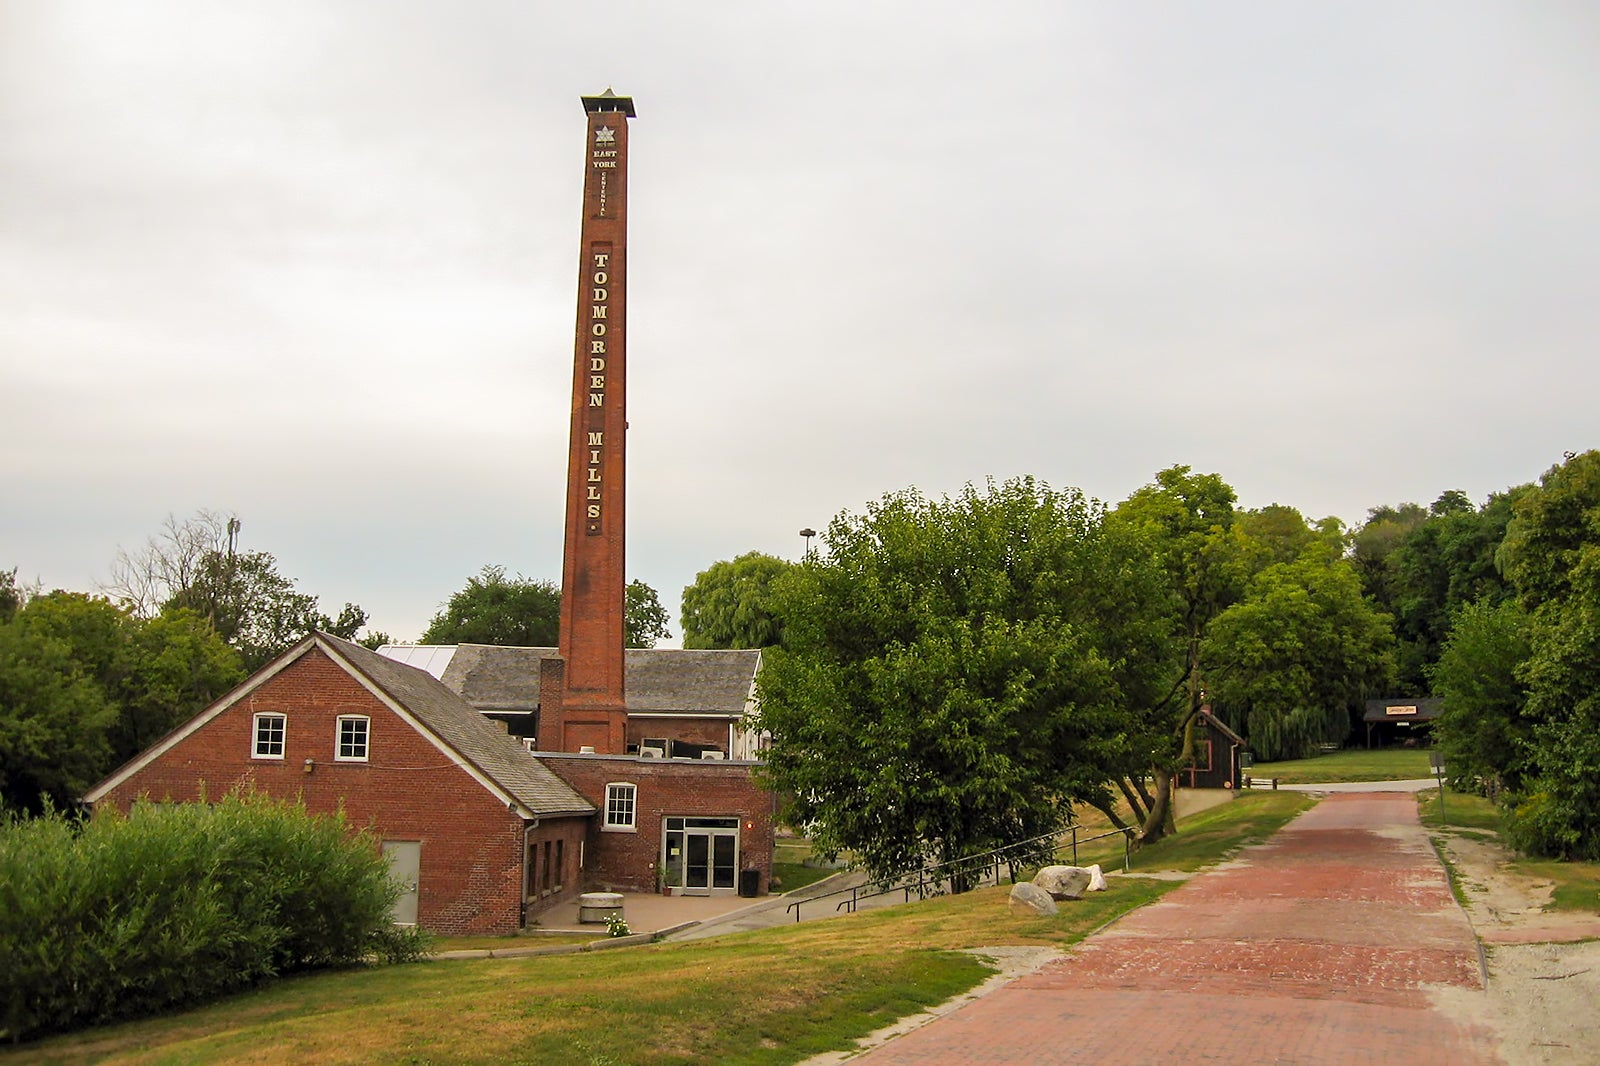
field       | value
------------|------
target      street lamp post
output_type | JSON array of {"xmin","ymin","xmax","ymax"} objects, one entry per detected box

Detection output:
[{"xmin": 799, "ymin": 528, "xmax": 816, "ymax": 560}]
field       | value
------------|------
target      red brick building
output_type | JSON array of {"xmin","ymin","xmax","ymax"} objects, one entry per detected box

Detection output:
[
  {"xmin": 84, "ymin": 633, "xmax": 595, "ymax": 935},
  {"xmin": 379, "ymin": 642, "xmax": 775, "ymax": 896}
]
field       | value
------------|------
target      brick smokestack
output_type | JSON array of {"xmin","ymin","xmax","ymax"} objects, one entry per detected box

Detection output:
[{"xmin": 549, "ymin": 89, "xmax": 635, "ymax": 755}]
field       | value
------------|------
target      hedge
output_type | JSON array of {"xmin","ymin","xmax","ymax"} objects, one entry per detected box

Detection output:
[{"xmin": 0, "ymin": 791, "xmax": 428, "ymax": 1043}]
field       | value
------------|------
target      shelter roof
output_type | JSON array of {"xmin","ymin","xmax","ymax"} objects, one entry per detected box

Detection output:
[{"xmin": 1362, "ymin": 697, "xmax": 1444, "ymax": 723}]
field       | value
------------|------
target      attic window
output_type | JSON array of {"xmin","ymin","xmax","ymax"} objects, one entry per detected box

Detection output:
[
  {"xmin": 604, "ymin": 783, "xmax": 637, "ymax": 831},
  {"xmin": 336, "ymin": 716, "xmax": 370, "ymax": 762},
  {"xmin": 253, "ymin": 713, "xmax": 286, "ymax": 759}
]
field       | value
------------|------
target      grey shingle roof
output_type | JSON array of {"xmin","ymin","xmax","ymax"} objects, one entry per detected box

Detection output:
[
  {"xmin": 321, "ymin": 634, "xmax": 595, "ymax": 817},
  {"xmin": 440, "ymin": 645, "xmax": 761, "ymax": 716}
]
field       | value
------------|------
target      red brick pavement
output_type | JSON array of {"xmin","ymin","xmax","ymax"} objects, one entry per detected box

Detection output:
[{"xmin": 852, "ymin": 793, "xmax": 1502, "ymax": 1064}]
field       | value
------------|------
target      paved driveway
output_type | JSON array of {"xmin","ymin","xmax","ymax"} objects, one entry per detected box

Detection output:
[{"xmin": 850, "ymin": 792, "xmax": 1501, "ymax": 1064}]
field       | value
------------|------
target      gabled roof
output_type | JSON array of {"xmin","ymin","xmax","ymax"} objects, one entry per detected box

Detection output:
[
  {"xmin": 85, "ymin": 633, "xmax": 594, "ymax": 819},
  {"xmin": 389, "ymin": 644, "xmax": 762, "ymax": 717},
  {"xmin": 1197, "ymin": 708, "xmax": 1246, "ymax": 746}
]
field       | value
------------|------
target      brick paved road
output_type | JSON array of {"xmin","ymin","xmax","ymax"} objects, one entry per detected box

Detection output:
[{"xmin": 852, "ymin": 792, "xmax": 1502, "ymax": 1064}]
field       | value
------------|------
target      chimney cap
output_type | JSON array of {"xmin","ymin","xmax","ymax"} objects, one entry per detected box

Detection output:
[{"xmin": 582, "ymin": 88, "xmax": 636, "ymax": 118}]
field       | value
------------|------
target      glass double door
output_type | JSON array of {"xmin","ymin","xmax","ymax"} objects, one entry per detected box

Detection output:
[{"xmin": 665, "ymin": 816, "xmax": 739, "ymax": 895}]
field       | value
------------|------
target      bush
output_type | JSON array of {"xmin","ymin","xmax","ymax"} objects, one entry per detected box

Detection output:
[{"xmin": 0, "ymin": 791, "xmax": 422, "ymax": 1043}]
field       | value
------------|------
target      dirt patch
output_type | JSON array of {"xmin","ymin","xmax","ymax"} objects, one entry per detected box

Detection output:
[{"xmin": 1430, "ymin": 831, "xmax": 1600, "ymax": 1064}]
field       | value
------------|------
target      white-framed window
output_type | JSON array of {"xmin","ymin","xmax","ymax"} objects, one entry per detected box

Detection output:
[
  {"xmin": 335, "ymin": 716, "xmax": 370, "ymax": 762},
  {"xmin": 252, "ymin": 713, "xmax": 286, "ymax": 759},
  {"xmin": 603, "ymin": 782, "xmax": 637, "ymax": 831}
]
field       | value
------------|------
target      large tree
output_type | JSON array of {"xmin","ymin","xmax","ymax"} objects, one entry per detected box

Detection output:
[
  {"xmin": 0, "ymin": 619, "xmax": 115, "ymax": 813},
  {"xmin": 1349, "ymin": 502, "xmax": 1428, "ymax": 615},
  {"xmin": 0, "ymin": 592, "xmax": 241, "ymax": 812},
  {"xmin": 1494, "ymin": 450, "xmax": 1600, "ymax": 859},
  {"xmin": 624, "ymin": 580, "xmax": 671, "ymax": 649},
  {"xmin": 680, "ymin": 552, "xmax": 793, "ymax": 649},
  {"xmin": 1204, "ymin": 551, "xmax": 1394, "ymax": 760},
  {"xmin": 1382, "ymin": 490, "xmax": 1523, "ymax": 692},
  {"xmin": 422, "ymin": 566, "xmax": 561, "ymax": 646},
  {"xmin": 422, "ymin": 566, "xmax": 672, "ymax": 649},
  {"xmin": 107, "ymin": 511, "xmax": 370, "ymax": 670},
  {"xmin": 753, "ymin": 478, "xmax": 1173, "ymax": 887},
  {"xmin": 1428, "ymin": 597, "xmax": 1532, "ymax": 800},
  {"xmin": 0, "ymin": 568, "xmax": 27, "ymax": 624},
  {"xmin": 1106, "ymin": 466, "xmax": 1247, "ymax": 841}
]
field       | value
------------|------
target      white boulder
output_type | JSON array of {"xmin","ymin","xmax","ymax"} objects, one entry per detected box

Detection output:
[
  {"xmin": 1034, "ymin": 865, "xmax": 1092, "ymax": 901},
  {"xmin": 1008, "ymin": 881, "xmax": 1059, "ymax": 917}
]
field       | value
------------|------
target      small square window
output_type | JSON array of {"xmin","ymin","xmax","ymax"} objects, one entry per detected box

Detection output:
[
  {"xmin": 604, "ymin": 783, "xmax": 636, "ymax": 831},
  {"xmin": 253, "ymin": 713, "xmax": 286, "ymax": 759},
  {"xmin": 336, "ymin": 716, "xmax": 369, "ymax": 762}
]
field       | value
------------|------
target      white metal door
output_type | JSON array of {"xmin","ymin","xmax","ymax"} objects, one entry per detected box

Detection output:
[{"xmin": 383, "ymin": 840, "xmax": 421, "ymax": 925}]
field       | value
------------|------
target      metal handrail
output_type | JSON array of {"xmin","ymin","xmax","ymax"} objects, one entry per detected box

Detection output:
[{"xmin": 784, "ymin": 823, "xmax": 1137, "ymax": 922}]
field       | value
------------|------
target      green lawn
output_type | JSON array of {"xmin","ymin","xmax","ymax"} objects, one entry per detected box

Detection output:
[
  {"xmin": 1067, "ymin": 791, "xmax": 1314, "ymax": 873},
  {"xmin": 770, "ymin": 837, "xmax": 841, "ymax": 893},
  {"xmin": 7, "ymin": 794, "xmax": 1314, "ymax": 1066},
  {"xmin": 1250, "ymin": 747, "xmax": 1433, "ymax": 783}
]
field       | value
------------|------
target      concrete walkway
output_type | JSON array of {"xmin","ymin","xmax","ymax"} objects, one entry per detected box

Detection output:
[{"xmin": 847, "ymin": 792, "xmax": 1502, "ymax": 1064}]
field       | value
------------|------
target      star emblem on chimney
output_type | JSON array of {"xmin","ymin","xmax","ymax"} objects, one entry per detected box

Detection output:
[{"xmin": 595, "ymin": 126, "xmax": 616, "ymax": 145}]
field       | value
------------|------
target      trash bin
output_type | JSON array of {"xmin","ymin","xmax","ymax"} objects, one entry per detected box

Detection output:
[{"xmin": 739, "ymin": 869, "xmax": 760, "ymax": 897}]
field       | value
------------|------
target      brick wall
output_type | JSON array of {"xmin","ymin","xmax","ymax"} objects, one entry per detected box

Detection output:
[
  {"xmin": 95, "ymin": 648, "xmax": 533, "ymax": 936},
  {"xmin": 625, "ymin": 717, "xmax": 733, "ymax": 751},
  {"xmin": 537, "ymin": 754, "xmax": 774, "ymax": 895}
]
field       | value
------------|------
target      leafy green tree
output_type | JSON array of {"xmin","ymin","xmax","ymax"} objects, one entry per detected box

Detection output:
[
  {"xmin": 108, "ymin": 511, "xmax": 373, "ymax": 670},
  {"xmin": 1204, "ymin": 551, "xmax": 1394, "ymax": 760},
  {"xmin": 423, "ymin": 567, "xmax": 670, "ymax": 649},
  {"xmin": 1428, "ymin": 597, "xmax": 1532, "ymax": 799},
  {"xmin": 0, "ymin": 620, "xmax": 115, "ymax": 814},
  {"xmin": 1384, "ymin": 490, "xmax": 1522, "ymax": 692},
  {"xmin": 0, "ymin": 593, "xmax": 243, "ymax": 802},
  {"xmin": 680, "ymin": 552, "xmax": 793, "ymax": 649},
  {"xmin": 1233, "ymin": 504, "xmax": 1342, "ymax": 569},
  {"xmin": 422, "ymin": 566, "xmax": 561, "ymax": 646},
  {"xmin": 0, "ymin": 568, "xmax": 28, "ymax": 624},
  {"xmin": 624, "ymin": 580, "xmax": 671, "ymax": 648},
  {"xmin": 1496, "ymin": 451, "xmax": 1600, "ymax": 859},
  {"xmin": 1349, "ymin": 502, "xmax": 1428, "ymax": 614},
  {"xmin": 115, "ymin": 608, "xmax": 244, "ymax": 763},
  {"xmin": 754, "ymin": 478, "xmax": 1173, "ymax": 887},
  {"xmin": 1106, "ymin": 466, "xmax": 1247, "ymax": 840}
]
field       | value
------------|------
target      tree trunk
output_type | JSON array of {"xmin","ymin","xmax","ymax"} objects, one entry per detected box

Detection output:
[
  {"xmin": 1117, "ymin": 776, "xmax": 1149, "ymax": 825},
  {"xmin": 1139, "ymin": 767, "xmax": 1178, "ymax": 842}
]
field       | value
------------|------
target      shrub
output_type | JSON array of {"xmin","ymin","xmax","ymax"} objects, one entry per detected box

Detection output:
[{"xmin": 0, "ymin": 791, "xmax": 419, "ymax": 1043}]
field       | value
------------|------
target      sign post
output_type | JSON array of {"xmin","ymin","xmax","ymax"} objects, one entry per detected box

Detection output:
[{"xmin": 1429, "ymin": 750, "xmax": 1447, "ymax": 826}]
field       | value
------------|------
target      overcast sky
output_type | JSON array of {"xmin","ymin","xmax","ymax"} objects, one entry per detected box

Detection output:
[{"xmin": 4, "ymin": 2, "xmax": 1597, "ymax": 643}]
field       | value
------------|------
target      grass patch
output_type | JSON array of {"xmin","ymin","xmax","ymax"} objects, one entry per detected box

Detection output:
[
  {"xmin": 770, "ymin": 837, "xmax": 843, "ymax": 893},
  {"xmin": 1513, "ymin": 859, "xmax": 1600, "ymax": 915},
  {"xmin": 1067, "ymin": 791, "xmax": 1315, "ymax": 873},
  {"xmin": 9, "ymin": 794, "xmax": 1311, "ymax": 1064},
  {"xmin": 771, "ymin": 862, "xmax": 838, "ymax": 893},
  {"xmin": 1250, "ymin": 747, "xmax": 1432, "ymax": 783},
  {"xmin": 1416, "ymin": 788, "xmax": 1501, "ymax": 831}
]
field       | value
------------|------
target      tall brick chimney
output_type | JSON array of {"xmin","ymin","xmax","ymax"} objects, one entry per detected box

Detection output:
[{"xmin": 542, "ymin": 89, "xmax": 636, "ymax": 755}]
